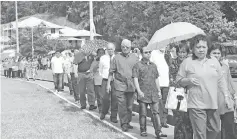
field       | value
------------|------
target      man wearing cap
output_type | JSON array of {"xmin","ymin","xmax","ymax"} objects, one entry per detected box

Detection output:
[{"xmin": 107, "ymin": 39, "xmax": 139, "ymax": 132}]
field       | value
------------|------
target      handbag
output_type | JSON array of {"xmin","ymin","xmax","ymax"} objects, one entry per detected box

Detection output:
[{"xmin": 165, "ymin": 79, "xmax": 188, "ymax": 112}]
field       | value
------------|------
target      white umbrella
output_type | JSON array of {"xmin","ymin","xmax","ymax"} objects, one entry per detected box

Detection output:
[
  {"xmin": 147, "ymin": 22, "xmax": 206, "ymax": 50},
  {"xmin": 48, "ymin": 50, "xmax": 55, "ymax": 55}
]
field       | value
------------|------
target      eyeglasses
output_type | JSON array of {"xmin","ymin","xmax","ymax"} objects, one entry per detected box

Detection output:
[{"xmin": 143, "ymin": 51, "xmax": 151, "ymax": 54}]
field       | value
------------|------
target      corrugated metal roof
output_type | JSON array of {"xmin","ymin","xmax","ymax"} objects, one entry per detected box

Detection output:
[{"xmin": 59, "ymin": 27, "xmax": 101, "ymax": 37}]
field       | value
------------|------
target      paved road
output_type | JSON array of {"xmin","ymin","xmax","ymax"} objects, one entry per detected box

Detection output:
[{"xmin": 1, "ymin": 77, "xmax": 127, "ymax": 139}]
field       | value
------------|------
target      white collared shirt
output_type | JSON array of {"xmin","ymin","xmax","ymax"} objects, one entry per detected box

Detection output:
[
  {"xmin": 99, "ymin": 54, "xmax": 115, "ymax": 79},
  {"xmin": 51, "ymin": 56, "xmax": 64, "ymax": 73},
  {"xmin": 150, "ymin": 50, "xmax": 170, "ymax": 87}
]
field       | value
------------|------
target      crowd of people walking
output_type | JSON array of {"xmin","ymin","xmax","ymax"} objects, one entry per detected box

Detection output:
[
  {"xmin": 49, "ymin": 35, "xmax": 237, "ymax": 139},
  {"xmin": 3, "ymin": 35, "xmax": 237, "ymax": 139}
]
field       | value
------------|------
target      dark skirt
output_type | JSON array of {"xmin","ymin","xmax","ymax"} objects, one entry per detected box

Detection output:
[{"xmin": 173, "ymin": 110, "xmax": 193, "ymax": 139}]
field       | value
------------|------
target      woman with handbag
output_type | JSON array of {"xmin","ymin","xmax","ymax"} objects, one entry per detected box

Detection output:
[
  {"xmin": 164, "ymin": 41, "xmax": 193, "ymax": 139},
  {"xmin": 176, "ymin": 34, "xmax": 232, "ymax": 139},
  {"xmin": 208, "ymin": 43, "xmax": 237, "ymax": 139}
]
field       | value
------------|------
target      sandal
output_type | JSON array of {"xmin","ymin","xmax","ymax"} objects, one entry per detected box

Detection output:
[{"xmin": 140, "ymin": 131, "xmax": 147, "ymax": 137}]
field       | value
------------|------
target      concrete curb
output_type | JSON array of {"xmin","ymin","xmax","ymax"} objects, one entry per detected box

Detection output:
[{"xmin": 9, "ymin": 77, "xmax": 138, "ymax": 139}]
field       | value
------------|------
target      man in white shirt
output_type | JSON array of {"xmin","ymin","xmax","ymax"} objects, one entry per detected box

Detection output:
[
  {"xmin": 51, "ymin": 51, "xmax": 64, "ymax": 92},
  {"xmin": 150, "ymin": 49, "xmax": 170, "ymax": 128},
  {"xmin": 99, "ymin": 43, "xmax": 118, "ymax": 123}
]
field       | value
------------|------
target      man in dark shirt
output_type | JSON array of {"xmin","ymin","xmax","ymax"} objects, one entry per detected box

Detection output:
[
  {"xmin": 133, "ymin": 47, "xmax": 167, "ymax": 139},
  {"xmin": 73, "ymin": 51, "xmax": 97, "ymax": 110}
]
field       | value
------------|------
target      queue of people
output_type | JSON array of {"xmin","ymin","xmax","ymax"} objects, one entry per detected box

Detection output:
[
  {"xmin": 67, "ymin": 37, "xmax": 237, "ymax": 139},
  {"xmin": 12, "ymin": 35, "xmax": 230, "ymax": 139},
  {"xmin": 2, "ymin": 56, "xmax": 39, "ymax": 81},
  {"xmin": 2, "ymin": 35, "xmax": 236, "ymax": 139}
]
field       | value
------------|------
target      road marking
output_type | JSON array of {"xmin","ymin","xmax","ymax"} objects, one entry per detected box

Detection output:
[{"xmin": 8, "ymin": 78, "xmax": 138, "ymax": 139}]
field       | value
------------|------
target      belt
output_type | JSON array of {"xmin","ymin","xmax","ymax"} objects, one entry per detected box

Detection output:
[
  {"xmin": 103, "ymin": 78, "xmax": 108, "ymax": 81},
  {"xmin": 78, "ymin": 71, "xmax": 90, "ymax": 75}
]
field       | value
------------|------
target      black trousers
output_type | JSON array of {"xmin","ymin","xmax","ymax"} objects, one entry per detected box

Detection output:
[
  {"xmin": 139, "ymin": 101, "xmax": 162, "ymax": 136},
  {"xmin": 101, "ymin": 79, "xmax": 118, "ymax": 120},
  {"xmin": 8, "ymin": 68, "xmax": 12, "ymax": 78},
  {"xmin": 12, "ymin": 71, "xmax": 18, "ymax": 78},
  {"xmin": 18, "ymin": 70, "xmax": 23, "ymax": 78},
  {"xmin": 71, "ymin": 73, "xmax": 79, "ymax": 101},
  {"xmin": 4, "ymin": 70, "xmax": 8, "ymax": 77},
  {"xmin": 220, "ymin": 112, "xmax": 237, "ymax": 139}
]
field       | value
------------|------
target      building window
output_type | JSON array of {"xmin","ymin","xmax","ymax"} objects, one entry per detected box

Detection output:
[{"xmin": 51, "ymin": 28, "xmax": 55, "ymax": 34}]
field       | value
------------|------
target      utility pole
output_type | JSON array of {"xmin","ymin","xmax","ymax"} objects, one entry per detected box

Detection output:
[
  {"xmin": 15, "ymin": 1, "xmax": 19, "ymax": 53},
  {"xmin": 31, "ymin": 27, "xmax": 34, "ymax": 57},
  {"xmin": 89, "ymin": 1, "xmax": 94, "ymax": 40}
]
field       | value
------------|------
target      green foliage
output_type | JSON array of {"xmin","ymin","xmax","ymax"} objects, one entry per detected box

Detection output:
[
  {"xmin": 1, "ymin": 1, "xmax": 237, "ymax": 52},
  {"xmin": 80, "ymin": 39, "xmax": 108, "ymax": 54},
  {"xmin": 219, "ymin": 1, "xmax": 237, "ymax": 22}
]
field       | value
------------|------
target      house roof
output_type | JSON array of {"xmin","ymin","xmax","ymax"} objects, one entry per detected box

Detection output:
[
  {"xmin": 59, "ymin": 37, "xmax": 84, "ymax": 41},
  {"xmin": 3, "ymin": 17, "xmax": 63, "ymax": 30},
  {"xmin": 59, "ymin": 27, "xmax": 101, "ymax": 37}
]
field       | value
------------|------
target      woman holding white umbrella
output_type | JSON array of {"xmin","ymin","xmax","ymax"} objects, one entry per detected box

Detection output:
[{"xmin": 164, "ymin": 41, "xmax": 193, "ymax": 139}]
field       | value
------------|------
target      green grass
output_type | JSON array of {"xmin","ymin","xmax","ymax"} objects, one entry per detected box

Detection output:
[{"xmin": 1, "ymin": 78, "xmax": 128, "ymax": 139}]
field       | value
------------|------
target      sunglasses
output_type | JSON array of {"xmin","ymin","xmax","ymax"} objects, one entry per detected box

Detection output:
[
  {"xmin": 143, "ymin": 51, "xmax": 151, "ymax": 54},
  {"xmin": 212, "ymin": 52, "xmax": 221, "ymax": 54}
]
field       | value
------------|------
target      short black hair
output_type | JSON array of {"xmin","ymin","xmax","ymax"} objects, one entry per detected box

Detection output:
[
  {"xmin": 97, "ymin": 48, "xmax": 105, "ymax": 54},
  {"xmin": 176, "ymin": 42, "xmax": 190, "ymax": 54},
  {"xmin": 190, "ymin": 34, "xmax": 211, "ymax": 60},
  {"xmin": 207, "ymin": 43, "xmax": 223, "ymax": 56},
  {"xmin": 139, "ymin": 47, "xmax": 144, "ymax": 54}
]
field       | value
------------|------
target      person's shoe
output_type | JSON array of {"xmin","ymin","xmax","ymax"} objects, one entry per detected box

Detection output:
[
  {"xmin": 81, "ymin": 106, "xmax": 86, "ymax": 109},
  {"xmin": 110, "ymin": 118, "xmax": 118, "ymax": 123},
  {"xmin": 89, "ymin": 105, "xmax": 97, "ymax": 110},
  {"xmin": 162, "ymin": 123, "xmax": 169, "ymax": 128},
  {"xmin": 121, "ymin": 125, "xmax": 128, "ymax": 132},
  {"xmin": 140, "ymin": 131, "xmax": 147, "ymax": 137},
  {"xmin": 100, "ymin": 114, "xmax": 105, "ymax": 120},
  {"xmin": 127, "ymin": 124, "xmax": 133, "ymax": 129},
  {"xmin": 156, "ymin": 132, "xmax": 167, "ymax": 139}
]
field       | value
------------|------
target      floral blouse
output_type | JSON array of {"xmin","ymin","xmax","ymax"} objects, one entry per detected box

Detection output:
[{"xmin": 164, "ymin": 48, "xmax": 183, "ymax": 87}]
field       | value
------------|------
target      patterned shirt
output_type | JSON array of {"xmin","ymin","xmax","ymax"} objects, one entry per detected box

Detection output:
[
  {"xmin": 132, "ymin": 58, "xmax": 159, "ymax": 103},
  {"xmin": 164, "ymin": 48, "xmax": 183, "ymax": 87}
]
